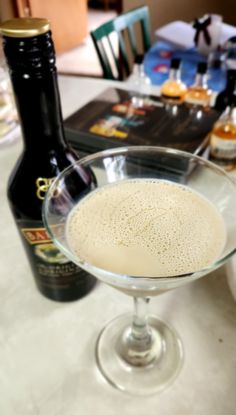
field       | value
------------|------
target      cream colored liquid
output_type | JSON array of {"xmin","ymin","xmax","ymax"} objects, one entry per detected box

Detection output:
[{"xmin": 66, "ymin": 179, "xmax": 226, "ymax": 277}]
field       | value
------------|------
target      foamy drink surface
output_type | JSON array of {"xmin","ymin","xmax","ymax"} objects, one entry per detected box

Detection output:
[{"xmin": 66, "ymin": 179, "xmax": 226, "ymax": 277}]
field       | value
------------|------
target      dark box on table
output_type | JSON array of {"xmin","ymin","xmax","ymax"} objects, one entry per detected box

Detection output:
[{"xmin": 64, "ymin": 87, "xmax": 220, "ymax": 157}]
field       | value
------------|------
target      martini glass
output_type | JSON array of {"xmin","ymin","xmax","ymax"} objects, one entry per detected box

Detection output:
[{"xmin": 43, "ymin": 146, "xmax": 236, "ymax": 395}]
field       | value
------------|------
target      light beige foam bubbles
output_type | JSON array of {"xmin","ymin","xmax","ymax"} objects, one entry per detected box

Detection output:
[{"xmin": 66, "ymin": 179, "xmax": 226, "ymax": 277}]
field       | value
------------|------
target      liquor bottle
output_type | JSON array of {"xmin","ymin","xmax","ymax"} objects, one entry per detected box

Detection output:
[
  {"xmin": 184, "ymin": 62, "xmax": 212, "ymax": 107},
  {"xmin": 127, "ymin": 54, "xmax": 151, "ymax": 107},
  {"xmin": 214, "ymin": 69, "xmax": 236, "ymax": 111},
  {"xmin": 0, "ymin": 18, "xmax": 96, "ymax": 301},
  {"xmin": 209, "ymin": 90, "xmax": 236, "ymax": 171},
  {"xmin": 160, "ymin": 58, "xmax": 186, "ymax": 104}
]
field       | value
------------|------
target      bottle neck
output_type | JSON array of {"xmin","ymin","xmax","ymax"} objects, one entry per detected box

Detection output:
[
  {"xmin": 2, "ymin": 31, "xmax": 67, "ymax": 152},
  {"xmin": 220, "ymin": 100, "xmax": 236, "ymax": 121},
  {"xmin": 194, "ymin": 73, "xmax": 208, "ymax": 88},
  {"xmin": 11, "ymin": 70, "xmax": 67, "ymax": 151},
  {"xmin": 228, "ymin": 104, "xmax": 236, "ymax": 120},
  {"xmin": 225, "ymin": 77, "xmax": 236, "ymax": 92},
  {"xmin": 169, "ymin": 68, "xmax": 181, "ymax": 81},
  {"xmin": 133, "ymin": 63, "xmax": 145, "ymax": 77}
]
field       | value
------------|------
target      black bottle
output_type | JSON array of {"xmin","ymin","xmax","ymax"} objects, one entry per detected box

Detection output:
[
  {"xmin": 214, "ymin": 69, "xmax": 236, "ymax": 111},
  {"xmin": 0, "ymin": 18, "xmax": 96, "ymax": 301}
]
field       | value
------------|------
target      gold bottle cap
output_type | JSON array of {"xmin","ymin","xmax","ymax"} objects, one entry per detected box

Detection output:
[{"xmin": 0, "ymin": 18, "xmax": 50, "ymax": 38}]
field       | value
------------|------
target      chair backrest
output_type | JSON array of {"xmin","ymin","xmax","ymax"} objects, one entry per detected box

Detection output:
[{"xmin": 90, "ymin": 6, "xmax": 151, "ymax": 80}]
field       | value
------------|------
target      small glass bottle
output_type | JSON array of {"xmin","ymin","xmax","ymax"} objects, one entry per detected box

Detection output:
[
  {"xmin": 160, "ymin": 58, "xmax": 186, "ymax": 104},
  {"xmin": 210, "ymin": 90, "xmax": 236, "ymax": 171},
  {"xmin": 214, "ymin": 69, "xmax": 236, "ymax": 111},
  {"xmin": 185, "ymin": 62, "xmax": 212, "ymax": 107},
  {"xmin": 127, "ymin": 54, "xmax": 151, "ymax": 107}
]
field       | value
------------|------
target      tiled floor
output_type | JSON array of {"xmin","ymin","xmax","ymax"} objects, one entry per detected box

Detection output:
[{"xmin": 56, "ymin": 8, "xmax": 116, "ymax": 77}]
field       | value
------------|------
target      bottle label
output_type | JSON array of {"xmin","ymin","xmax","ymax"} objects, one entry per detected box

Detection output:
[
  {"xmin": 17, "ymin": 220, "xmax": 89, "ymax": 291},
  {"xmin": 210, "ymin": 134, "xmax": 236, "ymax": 160},
  {"xmin": 185, "ymin": 95, "xmax": 209, "ymax": 106}
]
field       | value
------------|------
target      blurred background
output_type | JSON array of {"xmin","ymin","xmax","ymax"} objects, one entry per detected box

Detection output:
[{"xmin": 0, "ymin": 0, "xmax": 235, "ymax": 78}]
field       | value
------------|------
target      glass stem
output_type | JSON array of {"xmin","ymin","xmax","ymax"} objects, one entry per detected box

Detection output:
[
  {"xmin": 116, "ymin": 296, "xmax": 163, "ymax": 366},
  {"xmin": 118, "ymin": 296, "xmax": 158, "ymax": 366},
  {"xmin": 131, "ymin": 297, "xmax": 151, "ymax": 341}
]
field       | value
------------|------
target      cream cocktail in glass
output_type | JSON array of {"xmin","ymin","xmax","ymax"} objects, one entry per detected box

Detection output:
[{"xmin": 43, "ymin": 146, "xmax": 236, "ymax": 395}]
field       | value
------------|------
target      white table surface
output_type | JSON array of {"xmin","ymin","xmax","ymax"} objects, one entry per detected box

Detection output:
[{"xmin": 0, "ymin": 75, "xmax": 236, "ymax": 415}]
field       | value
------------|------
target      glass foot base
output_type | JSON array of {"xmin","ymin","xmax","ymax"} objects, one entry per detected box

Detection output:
[{"xmin": 96, "ymin": 313, "xmax": 183, "ymax": 395}]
